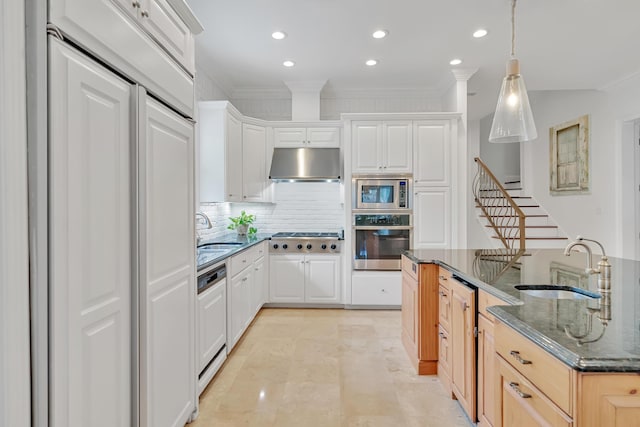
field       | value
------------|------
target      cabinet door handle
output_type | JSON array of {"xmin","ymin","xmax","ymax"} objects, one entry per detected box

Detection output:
[
  {"xmin": 242, "ymin": 277, "xmax": 248, "ymax": 282},
  {"xmin": 461, "ymin": 300, "xmax": 468, "ymax": 311},
  {"xmin": 141, "ymin": 9, "xmax": 149, "ymax": 17},
  {"xmin": 509, "ymin": 382, "xmax": 532, "ymax": 399},
  {"xmin": 510, "ymin": 350, "xmax": 532, "ymax": 365},
  {"xmin": 132, "ymin": 0, "xmax": 140, "ymax": 8}
]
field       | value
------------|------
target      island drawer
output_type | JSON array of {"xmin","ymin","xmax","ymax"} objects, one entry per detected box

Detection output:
[
  {"xmin": 498, "ymin": 355, "xmax": 573, "ymax": 427},
  {"xmin": 438, "ymin": 283, "xmax": 451, "ymax": 331},
  {"xmin": 402, "ymin": 255, "xmax": 419, "ymax": 281},
  {"xmin": 495, "ymin": 320, "xmax": 574, "ymax": 416},
  {"xmin": 478, "ymin": 290, "xmax": 508, "ymax": 321},
  {"xmin": 438, "ymin": 266, "xmax": 452, "ymax": 287}
]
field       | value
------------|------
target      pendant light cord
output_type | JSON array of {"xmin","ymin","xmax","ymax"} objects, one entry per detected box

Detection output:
[{"xmin": 511, "ymin": 0, "xmax": 516, "ymax": 57}]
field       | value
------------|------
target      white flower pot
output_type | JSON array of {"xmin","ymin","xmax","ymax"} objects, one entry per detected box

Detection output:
[{"xmin": 236, "ymin": 224, "xmax": 248, "ymax": 236}]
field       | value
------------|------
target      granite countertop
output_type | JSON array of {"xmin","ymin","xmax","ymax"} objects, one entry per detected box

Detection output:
[
  {"xmin": 404, "ymin": 248, "xmax": 640, "ymax": 372},
  {"xmin": 197, "ymin": 233, "xmax": 271, "ymax": 272}
]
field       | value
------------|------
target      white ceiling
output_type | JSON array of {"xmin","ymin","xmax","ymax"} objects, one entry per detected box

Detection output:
[{"xmin": 187, "ymin": 0, "xmax": 640, "ymax": 117}]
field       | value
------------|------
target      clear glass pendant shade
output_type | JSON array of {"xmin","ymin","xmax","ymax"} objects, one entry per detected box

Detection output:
[{"xmin": 489, "ymin": 59, "xmax": 537, "ymax": 143}]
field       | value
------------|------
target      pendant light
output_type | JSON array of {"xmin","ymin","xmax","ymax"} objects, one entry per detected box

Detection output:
[{"xmin": 489, "ymin": 0, "xmax": 537, "ymax": 143}]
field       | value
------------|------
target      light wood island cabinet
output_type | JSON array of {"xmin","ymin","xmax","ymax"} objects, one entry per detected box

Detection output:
[
  {"xmin": 401, "ymin": 256, "xmax": 439, "ymax": 374},
  {"xmin": 495, "ymin": 320, "xmax": 640, "ymax": 427}
]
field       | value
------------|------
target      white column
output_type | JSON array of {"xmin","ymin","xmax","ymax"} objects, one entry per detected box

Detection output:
[
  {"xmin": 0, "ymin": 0, "xmax": 32, "ymax": 426},
  {"xmin": 451, "ymin": 68, "xmax": 478, "ymax": 249},
  {"xmin": 284, "ymin": 80, "xmax": 327, "ymax": 121}
]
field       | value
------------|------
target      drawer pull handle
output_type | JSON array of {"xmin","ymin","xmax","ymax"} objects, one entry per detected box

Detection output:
[
  {"xmin": 439, "ymin": 291, "xmax": 447, "ymax": 297},
  {"xmin": 439, "ymin": 332, "xmax": 447, "ymax": 339},
  {"xmin": 439, "ymin": 275, "xmax": 448, "ymax": 281},
  {"xmin": 509, "ymin": 382, "xmax": 532, "ymax": 399},
  {"xmin": 510, "ymin": 350, "xmax": 532, "ymax": 365}
]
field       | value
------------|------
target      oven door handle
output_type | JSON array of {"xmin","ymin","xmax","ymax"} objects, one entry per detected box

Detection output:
[{"xmin": 352, "ymin": 226, "xmax": 413, "ymax": 230}]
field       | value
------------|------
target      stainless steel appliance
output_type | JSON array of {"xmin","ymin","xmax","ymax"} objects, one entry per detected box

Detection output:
[
  {"xmin": 352, "ymin": 213, "xmax": 413, "ymax": 270},
  {"xmin": 196, "ymin": 262, "xmax": 227, "ymax": 395},
  {"xmin": 269, "ymin": 148, "xmax": 341, "ymax": 182},
  {"xmin": 353, "ymin": 177, "xmax": 411, "ymax": 210},
  {"xmin": 270, "ymin": 232, "xmax": 342, "ymax": 253}
]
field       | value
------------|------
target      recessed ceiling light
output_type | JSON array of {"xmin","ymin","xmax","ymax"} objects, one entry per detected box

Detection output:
[
  {"xmin": 366, "ymin": 59, "xmax": 378, "ymax": 66},
  {"xmin": 473, "ymin": 29, "xmax": 488, "ymax": 38},
  {"xmin": 271, "ymin": 31, "xmax": 287, "ymax": 40},
  {"xmin": 449, "ymin": 58, "xmax": 462, "ymax": 65},
  {"xmin": 372, "ymin": 30, "xmax": 388, "ymax": 39},
  {"xmin": 283, "ymin": 60, "xmax": 295, "ymax": 67}
]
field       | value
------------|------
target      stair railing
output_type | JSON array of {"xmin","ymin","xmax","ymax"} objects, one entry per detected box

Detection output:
[
  {"xmin": 473, "ymin": 157, "xmax": 526, "ymax": 250},
  {"xmin": 472, "ymin": 248, "xmax": 525, "ymax": 285}
]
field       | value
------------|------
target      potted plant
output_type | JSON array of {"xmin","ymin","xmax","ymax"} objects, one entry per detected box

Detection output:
[{"xmin": 228, "ymin": 210, "xmax": 257, "ymax": 236}]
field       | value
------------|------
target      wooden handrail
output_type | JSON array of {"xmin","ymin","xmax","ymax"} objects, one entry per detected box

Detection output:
[{"xmin": 473, "ymin": 157, "xmax": 526, "ymax": 250}]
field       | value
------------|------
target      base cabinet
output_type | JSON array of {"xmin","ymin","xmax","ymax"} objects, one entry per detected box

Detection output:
[
  {"xmin": 269, "ymin": 254, "xmax": 341, "ymax": 304},
  {"xmin": 577, "ymin": 373, "xmax": 640, "ymax": 427},
  {"xmin": 450, "ymin": 277, "xmax": 477, "ymax": 422},
  {"xmin": 227, "ymin": 243, "xmax": 267, "ymax": 351},
  {"xmin": 400, "ymin": 257, "xmax": 439, "ymax": 375}
]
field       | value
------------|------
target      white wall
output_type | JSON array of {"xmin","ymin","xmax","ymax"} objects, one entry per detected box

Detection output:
[
  {"xmin": 521, "ymin": 79, "xmax": 640, "ymax": 259},
  {"xmin": 198, "ymin": 182, "xmax": 345, "ymax": 239},
  {"xmin": 479, "ymin": 113, "xmax": 520, "ymax": 184}
]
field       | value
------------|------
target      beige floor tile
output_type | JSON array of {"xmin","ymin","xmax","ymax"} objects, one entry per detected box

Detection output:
[{"xmin": 192, "ymin": 308, "xmax": 470, "ymax": 427}]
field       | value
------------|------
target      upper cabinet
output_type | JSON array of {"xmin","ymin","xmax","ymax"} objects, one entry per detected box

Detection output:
[
  {"xmin": 413, "ymin": 120, "xmax": 451, "ymax": 186},
  {"xmin": 352, "ymin": 121, "xmax": 412, "ymax": 174},
  {"xmin": 49, "ymin": 0, "xmax": 202, "ymax": 116},
  {"xmin": 198, "ymin": 102, "xmax": 269, "ymax": 203},
  {"xmin": 273, "ymin": 126, "xmax": 340, "ymax": 148}
]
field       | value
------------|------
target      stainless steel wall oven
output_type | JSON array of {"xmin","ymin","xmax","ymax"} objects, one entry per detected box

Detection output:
[{"xmin": 352, "ymin": 213, "xmax": 413, "ymax": 270}]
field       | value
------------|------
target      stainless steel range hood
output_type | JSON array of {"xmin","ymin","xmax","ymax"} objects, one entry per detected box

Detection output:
[{"xmin": 269, "ymin": 147, "xmax": 341, "ymax": 182}]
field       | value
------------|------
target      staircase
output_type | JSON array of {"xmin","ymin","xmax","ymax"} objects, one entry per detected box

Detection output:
[
  {"xmin": 477, "ymin": 187, "xmax": 568, "ymax": 249},
  {"xmin": 473, "ymin": 158, "xmax": 568, "ymax": 250}
]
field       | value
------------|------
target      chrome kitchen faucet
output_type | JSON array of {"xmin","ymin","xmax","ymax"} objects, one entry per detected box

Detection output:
[{"xmin": 564, "ymin": 236, "xmax": 611, "ymax": 293}]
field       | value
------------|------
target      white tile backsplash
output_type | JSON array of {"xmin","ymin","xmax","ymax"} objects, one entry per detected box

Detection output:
[{"xmin": 197, "ymin": 182, "xmax": 345, "ymax": 239}]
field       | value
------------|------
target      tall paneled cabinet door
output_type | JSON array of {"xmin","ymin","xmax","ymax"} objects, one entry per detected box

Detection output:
[
  {"xmin": 382, "ymin": 121, "xmax": 412, "ymax": 173},
  {"xmin": 49, "ymin": 38, "xmax": 133, "ymax": 427},
  {"xmin": 413, "ymin": 121, "xmax": 450, "ymax": 185},
  {"xmin": 242, "ymin": 123, "xmax": 267, "ymax": 202},
  {"xmin": 414, "ymin": 188, "xmax": 451, "ymax": 248},
  {"xmin": 139, "ymin": 93, "xmax": 195, "ymax": 427},
  {"xmin": 351, "ymin": 122, "xmax": 382, "ymax": 173}
]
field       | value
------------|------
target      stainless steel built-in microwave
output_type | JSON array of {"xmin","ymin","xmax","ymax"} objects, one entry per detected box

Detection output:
[{"xmin": 354, "ymin": 178, "xmax": 411, "ymax": 210}]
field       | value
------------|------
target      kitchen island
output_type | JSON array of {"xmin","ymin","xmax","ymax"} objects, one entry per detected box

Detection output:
[{"xmin": 402, "ymin": 248, "xmax": 640, "ymax": 427}]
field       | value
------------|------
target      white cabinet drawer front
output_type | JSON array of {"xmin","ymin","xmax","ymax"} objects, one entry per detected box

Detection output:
[
  {"xmin": 231, "ymin": 249, "xmax": 253, "ymax": 275},
  {"xmin": 142, "ymin": 0, "xmax": 195, "ymax": 75},
  {"xmin": 351, "ymin": 272, "xmax": 401, "ymax": 305}
]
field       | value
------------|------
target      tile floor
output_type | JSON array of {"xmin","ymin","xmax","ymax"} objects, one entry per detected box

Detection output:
[{"xmin": 190, "ymin": 308, "xmax": 471, "ymax": 427}]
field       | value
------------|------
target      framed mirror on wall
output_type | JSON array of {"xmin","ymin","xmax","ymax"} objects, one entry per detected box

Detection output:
[{"xmin": 549, "ymin": 114, "xmax": 590, "ymax": 194}]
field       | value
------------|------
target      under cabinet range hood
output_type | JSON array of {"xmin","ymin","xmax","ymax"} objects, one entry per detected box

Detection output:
[{"xmin": 269, "ymin": 147, "xmax": 341, "ymax": 182}]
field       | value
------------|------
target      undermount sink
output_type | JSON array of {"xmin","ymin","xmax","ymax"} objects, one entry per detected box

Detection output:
[
  {"xmin": 198, "ymin": 242, "xmax": 244, "ymax": 250},
  {"xmin": 514, "ymin": 285, "xmax": 601, "ymax": 300}
]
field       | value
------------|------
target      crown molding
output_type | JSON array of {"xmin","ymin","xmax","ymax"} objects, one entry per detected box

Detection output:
[
  {"xmin": 167, "ymin": 0, "xmax": 204, "ymax": 34},
  {"xmin": 598, "ymin": 69, "xmax": 640, "ymax": 92}
]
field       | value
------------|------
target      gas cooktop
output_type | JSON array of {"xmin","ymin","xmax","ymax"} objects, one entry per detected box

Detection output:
[
  {"xmin": 271, "ymin": 232, "xmax": 341, "ymax": 239},
  {"xmin": 270, "ymin": 232, "xmax": 342, "ymax": 253}
]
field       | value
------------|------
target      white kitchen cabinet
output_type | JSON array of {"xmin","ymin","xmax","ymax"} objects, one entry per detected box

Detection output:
[
  {"xmin": 351, "ymin": 121, "xmax": 412, "ymax": 174},
  {"xmin": 197, "ymin": 280, "xmax": 226, "ymax": 373},
  {"xmin": 413, "ymin": 120, "xmax": 451, "ymax": 186},
  {"xmin": 49, "ymin": 0, "xmax": 197, "ymax": 116},
  {"xmin": 414, "ymin": 187, "xmax": 451, "ymax": 249},
  {"xmin": 305, "ymin": 255, "xmax": 342, "ymax": 303},
  {"xmin": 199, "ymin": 102, "xmax": 269, "ymax": 203},
  {"xmin": 242, "ymin": 123, "xmax": 267, "ymax": 202},
  {"xmin": 227, "ymin": 243, "xmax": 268, "ymax": 351},
  {"xmin": 351, "ymin": 271, "xmax": 402, "ymax": 306},
  {"xmin": 139, "ymin": 94, "xmax": 195, "ymax": 427},
  {"xmin": 49, "ymin": 39, "xmax": 133, "ymax": 427},
  {"xmin": 269, "ymin": 254, "xmax": 342, "ymax": 303},
  {"xmin": 252, "ymin": 255, "xmax": 266, "ymax": 316},
  {"xmin": 228, "ymin": 267, "xmax": 253, "ymax": 350},
  {"xmin": 140, "ymin": 0, "xmax": 195, "ymax": 75},
  {"xmin": 273, "ymin": 126, "xmax": 340, "ymax": 147}
]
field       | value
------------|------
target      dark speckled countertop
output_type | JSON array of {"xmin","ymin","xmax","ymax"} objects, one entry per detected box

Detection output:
[
  {"xmin": 403, "ymin": 248, "xmax": 640, "ymax": 372},
  {"xmin": 197, "ymin": 233, "xmax": 271, "ymax": 272}
]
